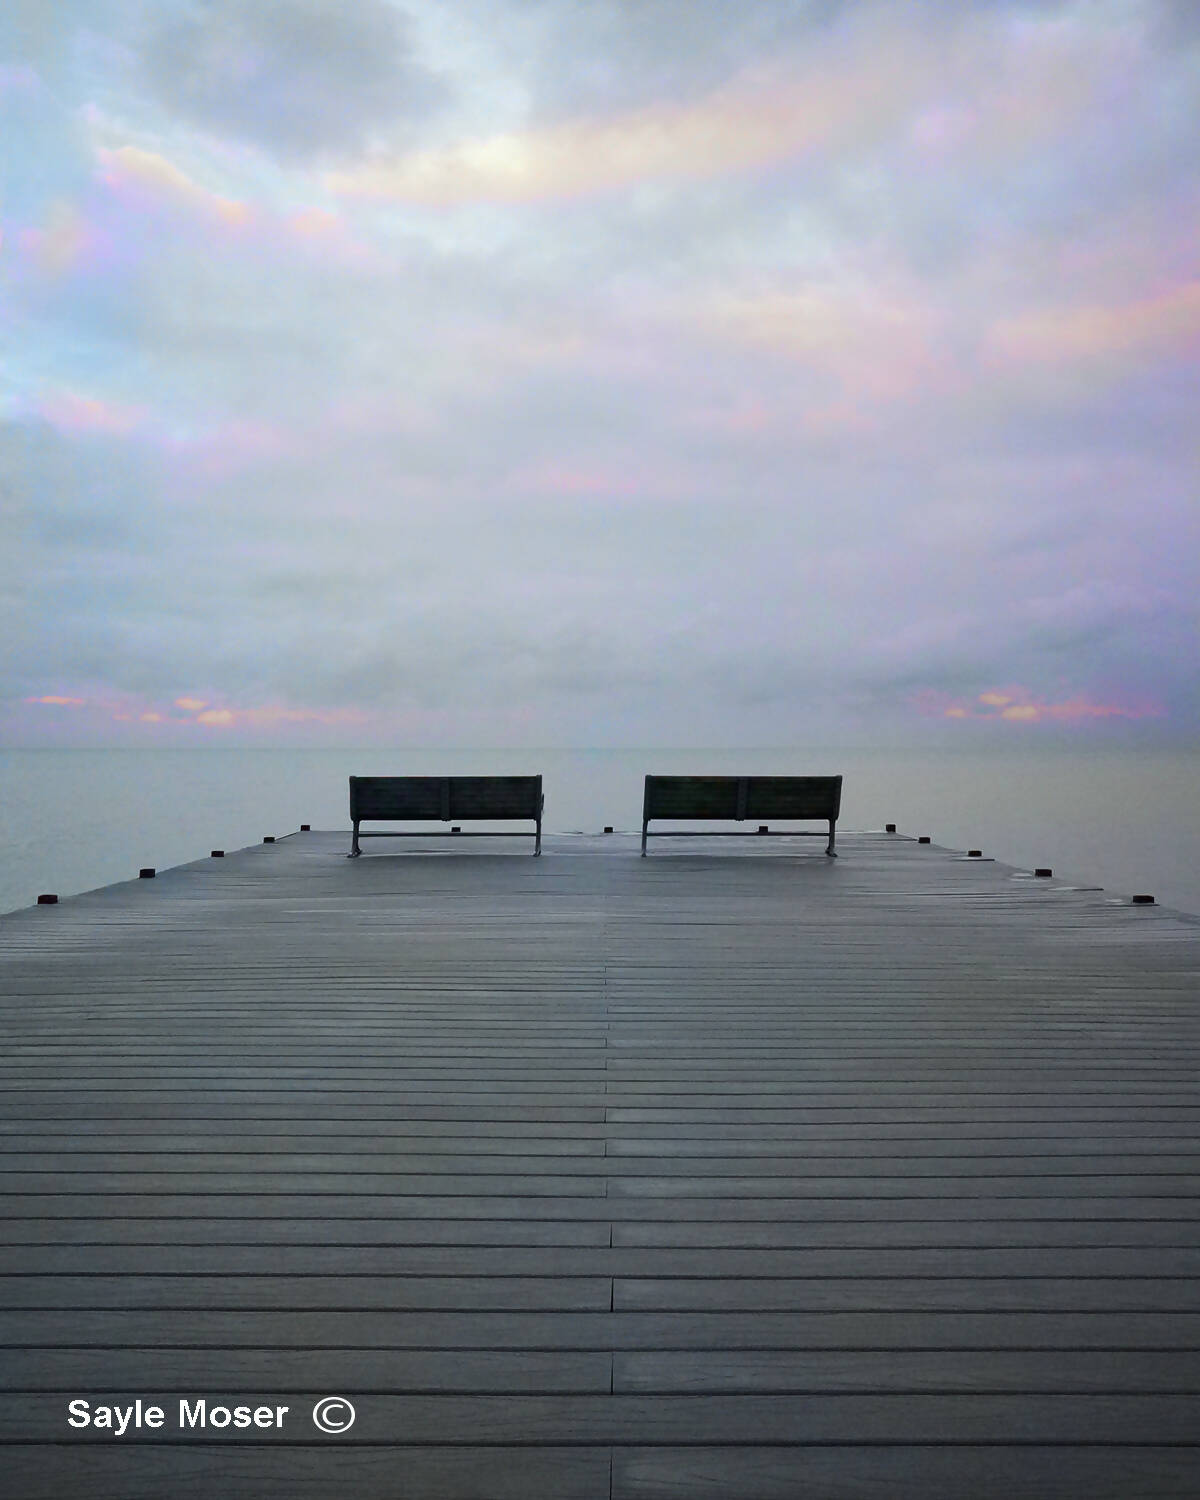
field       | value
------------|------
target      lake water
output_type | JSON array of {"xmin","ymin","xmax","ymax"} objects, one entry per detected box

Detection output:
[{"xmin": 0, "ymin": 746, "xmax": 1197, "ymax": 917}]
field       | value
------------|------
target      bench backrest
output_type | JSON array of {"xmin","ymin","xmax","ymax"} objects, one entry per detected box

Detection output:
[
  {"xmin": 350, "ymin": 775, "xmax": 542, "ymax": 822},
  {"xmin": 643, "ymin": 775, "xmax": 842, "ymax": 822}
]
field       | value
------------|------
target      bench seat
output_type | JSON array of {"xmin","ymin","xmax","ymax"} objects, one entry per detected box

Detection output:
[
  {"xmin": 641, "ymin": 774, "xmax": 842, "ymax": 856},
  {"xmin": 349, "ymin": 776, "xmax": 544, "ymax": 857}
]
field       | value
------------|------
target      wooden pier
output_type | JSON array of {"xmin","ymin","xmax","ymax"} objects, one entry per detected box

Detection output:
[{"xmin": 1, "ymin": 829, "xmax": 1199, "ymax": 1497}]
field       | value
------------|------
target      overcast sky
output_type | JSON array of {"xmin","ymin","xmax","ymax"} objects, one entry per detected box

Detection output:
[{"xmin": 2, "ymin": 0, "xmax": 1197, "ymax": 746}]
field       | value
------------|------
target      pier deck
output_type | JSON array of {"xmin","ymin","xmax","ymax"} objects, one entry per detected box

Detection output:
[{"xmin": 1, "ymin": 830, "xmax": 1199, "ymax": 1497}]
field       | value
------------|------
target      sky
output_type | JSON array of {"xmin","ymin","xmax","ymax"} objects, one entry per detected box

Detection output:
[{"xmin": 1, "ymin": 0, "xmax": 1197, "ymax": 746}]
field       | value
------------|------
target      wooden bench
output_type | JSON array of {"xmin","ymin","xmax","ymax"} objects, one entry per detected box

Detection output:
[
  {"xmin": 641, "ymin": 774, "xmax": 842, "ymax": 857},
  {"xmin": 348, "ymin": 776, "xmax": 544, "ymax": 857}
]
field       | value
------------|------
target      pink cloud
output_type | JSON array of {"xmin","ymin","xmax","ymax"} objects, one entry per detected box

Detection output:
[
  {"xmin": 237, "ymin": 707, "xmax": 368, "ymax": 727},
  {"xmin": 7, "ymin": 158, "xmax": 359, "ymax": 295},
  {"xmin": 325, "ymin": 10, "xmax": 1122, "ymax": 207},
  {"xmin": 686, "ymin": 282, "xmax": 956, "ymax": 422},
  {"xmin": 24, "ymin": 381, "xmax": 395, "ymax": 479},
  {"xmin": 909, "ymin": 103, "xmax": 979, "ymax": 155},
  {"xmin": 986, "ymin": 280, "xmax": 1200, "ymax": 368},
  {"xmin": 926, "ymin": 687, "xmax": 1165, "ymax": 723},
  {"xmin": 695, "ymin": 400, "xmax": 774, "ymax": 436},
  {"xmin": 324, "ymin": 25, "xmax": 948, "ymax": 205},
  {"xmin": 1032, "ymin": 697, "xmax": 1165, "ymax": 723},
  {"xmin": 89, "ymin": 145, "xmax": 370, "ymax": 268},
  {"xmin": 96, "ymin": 146, "xmax": 252, "ymax": 229},
  {"xmin": 155, "ymin": 417, "xmax": 300, "ymax": 478},
  {"xmin": 18, "ymin": 381, "xmax": 308, "ymax": 476},
  {"xmin": 284, "ymin": 207, "xmax": 373, "ymax": 263},
  {"xmin": 509, "ymin": 461, "xmax": 648, "ymax": 498},
  {"xmin": 27, "ymin": 695, "xmax": 372, "ymax": 734},
  {"xmin": 35, "ymin": 388, "xmax": 146, "ymax": 436},
  {"xmin": 17, "ymin": 201, "xmax": 110, "ymax": 278},
  {"xmin": 190, "ymin": 705, "xmax": 367, "ymax": 730}
]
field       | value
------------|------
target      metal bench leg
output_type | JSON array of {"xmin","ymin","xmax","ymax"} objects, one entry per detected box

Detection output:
[
  {"xmin": 826, "ymin": 821, "xmax": 837, "ymax": 857},
  {"xmin": 534, "ymin": 805, "xmax": 542, "ymax": 856},
  {"xmin": 348, "ymin": 822, "xmax": 362, "ymax": 858},
  {"xmin": 641, "ymin": 821, "xmax": 649, "ymax": 857}
]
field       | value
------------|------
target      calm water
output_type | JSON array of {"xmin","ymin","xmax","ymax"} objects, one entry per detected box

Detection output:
[{"xmin": 0, "ymin": 746, "xmax": 1197, "ymax": 917}]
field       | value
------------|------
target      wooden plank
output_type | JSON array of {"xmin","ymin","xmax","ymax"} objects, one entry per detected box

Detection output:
[
  {"xmin": 0, "ymin": 1105, "xmax": 610, "ymax": 1122},
  {"xmin": 9, "ymin": 1346, "xmax": 1198, "ymax": 1395},
  {"xmin": 4, "ymin": 1137, "xmax": 605, "ymax": 1158},
  {"xmin": 613, "ymin": 1349, "xmax": 1200, "ymax": 1393},
  {"xmin": 3, "ymin": 1392, "xmax": 1199, "ymax": 1442},
  {"xmin": 613, "ymin": 1448, "xmax": 1200, "ymax": 1499},
  {"xmin": 643, "ymin": 776, "xmax": 740, "ymax": 819},
  {"xmin": 1, "ymin": 1445, "xmax": 1196, "ymax": 1500},
  {"xmin": 611, "ymin": 1218, "xmax": 1200, "ymax": 1248},
  {"xmin": 7, "ymin": 1151, "xmax": 614, "ymax": 1172},
  {"xmin": 13, "ymin": 1149, "xmax": 1200, "ymax": 1176},
  {"xmin": 3, "ymin": 1215, "xmax": 1198, "ymax": 1248},
  {"xmin": 745, "ymin": 776, "xmax": 843, "ymax": 821},
  {"xmin": 614, "ymin": 1278, "xmax": 1200, "ymax": 1312},
  {"xmin": 450, "ymin": 777, "xmax": 542, "ymax": 820},
  {"xmin": 0, "ymin": 1447, "xmax": 611, "ymax": 1500},
  {"xmin": 349, "ymin": 777, "xmax": 444, "ymax": 820},
  {"xmin": 6, "ymin": 1307, "xmax": 1200, "ymax": 1349},
  {"xmin": 0, "ymin": 1349, "xmax": 612, "ymax": 1391},
  {"xmin": 606, "ymin": 1173, "xmax": 1200, "ymax": 1197},
  {"xmin": 1, "ymin": 1173, "xmax": 609, "ymax": 1194},
  {"xmin": 0, "ymin": 1218, "xmax": 614, "ymax": 1247},
  {"xmin": 0, "ymin": 1275, "xmax": 613, "ymax": 1311},
  {"xmin": 3, "ymin": 1244, "xmax": 1199, "ymax": 1276},
  {"xmin": 3, "ymin": 1191, "xmax": 1194, "ymax": 1221}
]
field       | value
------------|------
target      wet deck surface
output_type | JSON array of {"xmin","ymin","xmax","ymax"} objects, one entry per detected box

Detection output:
[{"xmin": 1, "ymin": 829, "xmax": 1198, "ymax": 1497}]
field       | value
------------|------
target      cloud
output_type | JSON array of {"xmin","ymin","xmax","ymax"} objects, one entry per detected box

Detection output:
[
  {"xmin": 985, "ymin": 280, "xmax": 1200, "ymax": 368},
  {"xmin": 683, "ymin": 280, "xmax": 954, "ymax": 424},
  {"xmin": 326, "ymin": 36, "xmax": 941, "ymax": 204},
  {"xmin": 140, "ymin": 0, "xmax": 445, "ymax": 160},
  {"xmin": 34, "ymin": 388, "xmax": 146, "ymax": 436},
  {"xmin": 471, "ymin": 0, "xmax": 1076, "ymax": 123},
  {"xmin": 190, "ymin": 703, "xmax": 366, "ymax": 728},
  {"xmin": 96, "ymin": 144, "xmax": 250, "ymax": 225},
  {"xmin": 1152, "ymin": 0, "xmax": 1200, "ymax": 46},
  {"xmin": 325, "ymin": 1, "xmax": 1134, "ymax": 206},
  {"xmin": 17, "ymin": 200, "xmax": 99, "ymax": 276},
  {"xmin": 933, "ymin": 688, "xmax": 1165, "ymax": 723}
]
